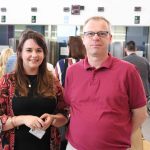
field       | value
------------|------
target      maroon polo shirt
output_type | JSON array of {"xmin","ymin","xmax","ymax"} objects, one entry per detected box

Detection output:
[{"xmin": 64, "ymin": 54, "xmax": 146, "ymax": 150}]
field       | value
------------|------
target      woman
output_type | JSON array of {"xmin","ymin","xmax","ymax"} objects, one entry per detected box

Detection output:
[
  {"xmin": 55, "ymin": 36, "xmax": 86, "ymax": 150},
  {"xmin": 0, "ymin": 48, "xmax": 14, "ymax": 78},
  {"xmin": 55, "ymin": 36, "xmax": 86, "ymax": 87},
  {"xmin": 0, "ymin": 29, "xmax": 68, "ymax": 150}
]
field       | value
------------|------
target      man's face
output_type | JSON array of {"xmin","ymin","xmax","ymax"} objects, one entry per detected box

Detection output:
[{"xmin": 82, "ymin": 19, "xmax": 112, "ymax": 58}]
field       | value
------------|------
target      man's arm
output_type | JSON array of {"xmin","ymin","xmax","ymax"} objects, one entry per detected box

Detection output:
[
  {"xmin": 131, "ymin": 106, "xmax": 147, "ymax": 133},
  {"xmin": 130, "ymin": 106, "xmax": 147, "ymax": 150}
]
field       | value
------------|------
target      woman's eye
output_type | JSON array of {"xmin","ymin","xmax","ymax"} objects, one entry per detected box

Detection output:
[
  {"xmin": 26, "ymin": 49, "xmax": 32, "ymax": 52},
  {"xmin": 37, "ymin": 49, "xmax": 43, "ymax": 52}
]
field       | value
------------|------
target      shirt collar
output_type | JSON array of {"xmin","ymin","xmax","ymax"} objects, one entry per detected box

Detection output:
[{"xmin": 83, "ymin": 53, "xmax": 113, "ymax": 70}]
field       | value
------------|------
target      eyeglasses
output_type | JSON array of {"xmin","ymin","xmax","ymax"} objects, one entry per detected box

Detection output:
[{"xmin": 84, "ymin": 31, "xmax": 109, "ymax": 38}]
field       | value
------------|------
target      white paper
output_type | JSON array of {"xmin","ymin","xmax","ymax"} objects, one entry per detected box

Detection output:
[{"xmin": 29, "ymin": 129, "xmax": 45, "ymax": 139}]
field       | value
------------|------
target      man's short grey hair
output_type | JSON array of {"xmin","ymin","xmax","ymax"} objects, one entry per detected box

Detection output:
[{"xmin": 83, "ymin": 16, "xmax": 112, "ymax": 33}]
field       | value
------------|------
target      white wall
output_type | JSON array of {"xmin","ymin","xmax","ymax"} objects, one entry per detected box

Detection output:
[{"xmin": 0, "ymin": 0, "xmax": 150, "ymax": 26}]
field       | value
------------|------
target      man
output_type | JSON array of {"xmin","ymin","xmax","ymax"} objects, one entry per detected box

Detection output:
[
  {"xmin": 123, "ymin": 41, "xmax": 150, "ymax": 150},
  {"xmin": 64, "ymin": 16, "xmax": 147, "ymax": 150},
  {"xmin": 123, "ymin": 41, "xmax": 150, "ymax": 99}
]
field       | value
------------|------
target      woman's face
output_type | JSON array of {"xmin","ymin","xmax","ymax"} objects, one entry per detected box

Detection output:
[{"xmin": 21, "ymin": 39, "xmax": 44, "ymax": 75}]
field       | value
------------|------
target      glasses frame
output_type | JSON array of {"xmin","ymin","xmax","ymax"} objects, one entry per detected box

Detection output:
[{"xmin": 84, "ymin": 31, "xmax": 110, "ymax": 38}]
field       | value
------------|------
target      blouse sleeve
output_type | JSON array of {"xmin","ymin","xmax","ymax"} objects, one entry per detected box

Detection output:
[
  {"xmin": 54, "ymin": 77, "xmax": 69, "ymax": 118},
  {"xmin": 0, "ymin": 75, "xmax": 10, "ymax": 130}
]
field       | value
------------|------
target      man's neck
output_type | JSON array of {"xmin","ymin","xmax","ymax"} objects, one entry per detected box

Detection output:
[
  {"xmin": 126, "ymin": 51, "xmax": 136, "ymax": 56},
  {"xmin": 87, "ymin": 54, "xmax": 109, "ymax": 69}
]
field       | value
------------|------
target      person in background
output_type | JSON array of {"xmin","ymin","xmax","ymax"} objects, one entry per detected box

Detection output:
[
  {"xmin": 5, "ymin": 53, "xmax": 17, "ymax": 73},
  {"xmin": 123, "ymin": 40, "xmax": 150, "ymax": 150},
  {"xmin": 123, "ymin": 40, "xmax": 150, "ymax": 99},
  {"xmin": 64, "ymin": 16, "xmax": 147, "ymax": 150},
  {"xmin": 47, "ymin": 62, "xmax": 55, "ymax": 75},
  {"xmin": 55, "ymin": 36, "xmax": 86, "ymax": 150},
  {"xmin": 0, "ymin": 29, "xmax": 69, "ymax": 150},
  {"xmin": 0, "ymin": 48, "xmax": 14, "ymax": 77},
  {"xmin": 55, "ymin": 36, "xmax": 86, "ymax": 87}
]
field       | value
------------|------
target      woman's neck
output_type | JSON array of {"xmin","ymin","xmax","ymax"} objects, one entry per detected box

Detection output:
[{"xmin": 24, "ymin": 68, "xmax": 38, "ymax": 75}]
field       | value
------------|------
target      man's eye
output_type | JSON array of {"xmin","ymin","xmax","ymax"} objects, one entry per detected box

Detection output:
[
  {"xmin": 100, "ymin": 32, "xmax": 105, "ymax": 36},
  {"xmin": 88, "ymin": 32, "xmax": 94, "ymax": 36},
  {"xmin": 98, "ymin": 31, "xmax": 108, "ymax": 37}
]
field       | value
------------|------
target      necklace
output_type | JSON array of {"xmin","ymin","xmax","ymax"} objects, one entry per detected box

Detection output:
[
  {"xmin": 28, "ymin": 84, "xmax": 32, "ymax": 88},
  {"xmin": 27, "ymin": 75, "xmax": 37, "ymax": 88}
]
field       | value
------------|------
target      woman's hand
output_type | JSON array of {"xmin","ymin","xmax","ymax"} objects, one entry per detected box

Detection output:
[
  {"xmin": 40, "ymin": 113, "xmax": 68, "ymax": 128},
  {"xmin": 22, "ymin": 115, "xmax": 45, "ymax": 130},
  {"xmin": 40, "ymin": 113, "xmax": 54, "ymax": 130}
]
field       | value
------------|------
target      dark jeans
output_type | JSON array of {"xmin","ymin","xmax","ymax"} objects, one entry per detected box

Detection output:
[
  {"xmin": 60, "ymin": 139, "xmax": 68, "ymax": 150},
  {"xmin": 59, "ymin": 126, "xmax": 68, "ymax": 150}
]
